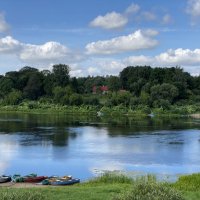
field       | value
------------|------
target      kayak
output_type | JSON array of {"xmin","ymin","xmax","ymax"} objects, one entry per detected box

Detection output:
[
  {"xmin": 51, "ymin": 178, "xmax": 80, "ymax": 186},
  {"xmin": 0, "ymin": 175, "xmax": 12, "ymax": 183}
]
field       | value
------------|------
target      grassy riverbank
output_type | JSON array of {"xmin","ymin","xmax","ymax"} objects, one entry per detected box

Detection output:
[
  {"xmin": 0, "ymin": 102, "xmax": 200, "ymax": 117},
  {"xmin": 0, "ymin": 173, "xmax": 200, "ymax": 200}
]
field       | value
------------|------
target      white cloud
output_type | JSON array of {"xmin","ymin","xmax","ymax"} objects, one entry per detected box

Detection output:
[
  {"xmin": 124, "ymin": 49, "xmax": 200, "ymax": 67},
  {"xmin": 124, "ymin": 48, "xmax": 200, "ymax": 76},
  {"xmin": 0, "ymin": 12, "xmax": 10, "ymax": 33},
  {"xmin": 140, "ymin": 11, "xmax": 157, "ymax": 21},
  {"xmin": 155, "ymin": 48, "xmax": 200, "ymax": 65},
  {"xmin": 162, "ymin": 14, "xmax": 172, "ymax": 24},
  {"xmin": 0, "ymin": 36, "xmax": 84, "ymax": 66},
  {"xmin": 186, "ymin": 0, "xmax": 200, "ymax": 17},
  {"xmin": 90, "ymin": 12, "xmax": 128, "ymax": 29},
  {"xmin": 86, "ymin": 29, "xmax": 159, "ymax": 55},
  {"xmin": 0, "ymin": 36, "xmax": 21, "ymax": 53},
  {"xmin": 124, "ymin": 55, "xmax": 154, "ymax": 66},
  {"xmin": 90, "ymin": 3, "xmax": 140, "ymax": 30},
  {"xmin": 125, "ymin": 3, "xmax": 140, "ymax": 15},
  {"xmin": 186, "ymin": 0, "xmax": 200, "ymax": 24},
  {"xmin": 72, "ymin": 48, "xmax": 200, "ymax": 77},
  {"xmin": 19, "ymin": 41, "xmax": 70, "ymax": 63}
]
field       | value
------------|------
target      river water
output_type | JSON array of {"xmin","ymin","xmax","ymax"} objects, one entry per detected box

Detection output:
[{"xmin": 0, "ymin": 113, "xmax": 200, "ymax": 181}]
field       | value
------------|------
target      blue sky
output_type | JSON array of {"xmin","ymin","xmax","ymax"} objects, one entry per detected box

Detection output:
[{"xmin": 0, "ymin": 0, "xmax": 200, "ymax": 76}]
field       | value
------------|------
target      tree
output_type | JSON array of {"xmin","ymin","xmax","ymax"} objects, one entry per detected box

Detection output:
[
  {"xmin": 53, "ymin": 86, "xmax": 73, "ymax": 105},
  {"xmin": 150, "ymin": 83, "xmax": 179, "ymax": 104},
  {"xmin": 0, "ymin": 77, "xmax": 14, "ymax": 97},
  {"xmin": 23, "ymin": 73, "xmax": 44, "ymax": 100},
  {"xmin": 3, "ymin": 90, "xmax": 23, "ymax": 105},
  {"xmin": 52, "ymin": 64, "xmax": 70, "ymax": 87},
  {"xmin": 107, "ymin": 76, "xmax": 121, "ymax": 92}
]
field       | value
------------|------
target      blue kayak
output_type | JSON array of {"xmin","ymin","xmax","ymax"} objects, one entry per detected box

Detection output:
[{"xmin": 51, "ymin": 178, "xmax": 80, "ymax": 186}]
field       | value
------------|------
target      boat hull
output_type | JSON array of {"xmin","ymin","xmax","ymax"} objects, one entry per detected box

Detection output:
[
  {"xmin": 0, "ymin": 176, "xmax": 12, "ymax": 183},
  {"xmin": 51, "ymin": 178, "xmax": 80, "ymax": 186},
  {"xmin": 24, "ymin": 176, "xmax": 47, "ymax": 183}
]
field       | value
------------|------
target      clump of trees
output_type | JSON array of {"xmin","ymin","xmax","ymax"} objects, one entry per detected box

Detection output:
[{"xmin": 0, "ymin": 64, "xmax": 200, "ymax": 111}]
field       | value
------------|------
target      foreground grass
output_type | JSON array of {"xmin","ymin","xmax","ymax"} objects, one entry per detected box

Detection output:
[{"xmin": 0, "ymin": 173, "xmax": 200, "ymax": 200}]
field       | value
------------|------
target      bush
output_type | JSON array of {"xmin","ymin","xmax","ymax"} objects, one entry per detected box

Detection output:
[
  {"xmin": 69, "ymin": 93, "xmax": 83, "ymax": 106},
  {"xmin": 113, "ymin": 182, "xmax": 184, "ymax": 200},
  {"xmin": 0, "ymin": 189, "xmax": 46, "ymax": 200},
  {"xmin": 3, "ymin": 90, "xmax": 23, "ymax": 105}
]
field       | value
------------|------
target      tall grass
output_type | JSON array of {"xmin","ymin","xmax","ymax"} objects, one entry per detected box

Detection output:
[
  {"xmin": 0, "ymin": 189, "xmax": 46, "ymax": 200},
  {"xmin": 113, "ymin": 182, "xmax": 184, "ymax": 200},
  {"xmin": 173, "ymin": 173, "xmax": 200, "ymax": 191},
  {"xmin": 86, "ymin": 173, "xmax": 133, "ymax": 185}
]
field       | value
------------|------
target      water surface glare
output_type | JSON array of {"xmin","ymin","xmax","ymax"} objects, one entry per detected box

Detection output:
[{"xmin": 0, "ymin": 113, "xmax": 200, "ymax": 180}]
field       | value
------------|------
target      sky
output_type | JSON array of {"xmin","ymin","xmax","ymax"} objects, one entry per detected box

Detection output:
[{"xmin": 0, "ymin": 0, "xmax": 200, "ymax": 76}]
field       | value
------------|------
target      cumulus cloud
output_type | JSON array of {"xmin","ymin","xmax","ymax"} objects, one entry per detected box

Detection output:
[
  {"xmin": 0, "ymin": 36, "xmax": 84, "ymax": 66},
  {"xmin": 90, "ymin": 12, "xmax": 128, "ymax": 29},
  {"xmin": 19, "ymin": 41, "xmax": 70, "ymax": 63},
  {"xmin": 0, "ymin": 12, "xmax": 10, "ymax": 33},
  {"xmin": 125, "ymin": 3, "xmax": 140, "ymax": 15},
  {"xmin": 86, "ymin": 29, "xmax": 158, "ymax": 55},
  {"xmin": 186, "ymin": 0, "xmax": 200, "ymax": 24},
  {"xmin": 90, "ymin": 3, "xmax": 140, "ymax": 30},
  {"xmin": 155, "ymin": 48, "xmax": 200, "ymax": 65},
  {"xmin": 71, "ymin": 48, "xmax": 200, "ymax": 77},
  {"xmin": 0, "ymin": 36, "xmax": 22, "ymax": 53},
  {"xmin": 124, "ymin": 48, "xmax": 200, "ymax": 76}
]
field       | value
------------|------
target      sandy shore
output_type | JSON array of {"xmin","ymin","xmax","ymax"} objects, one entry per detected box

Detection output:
[{"xmin": 0, "ymin": 182, "xmax": 50, "ymax": 188}]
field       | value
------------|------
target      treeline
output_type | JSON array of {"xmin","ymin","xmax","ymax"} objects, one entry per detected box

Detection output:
[{"xmin": 0, "ymin": 64, "xmax": 200, "ymax": 110}]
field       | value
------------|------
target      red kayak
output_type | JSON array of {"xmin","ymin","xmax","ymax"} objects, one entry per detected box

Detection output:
[{"xmin": 24, "ymin": 176, "xmax": 48, "ymax": 183}]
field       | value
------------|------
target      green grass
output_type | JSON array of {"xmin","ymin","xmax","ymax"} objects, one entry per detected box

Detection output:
[
  {"xmin": 1, "ymin": 173, "xmax": 200, "ymax": 200},
  {"xmin": 173, "ymin": 173, "xmax": 200, "ymax": 191}
]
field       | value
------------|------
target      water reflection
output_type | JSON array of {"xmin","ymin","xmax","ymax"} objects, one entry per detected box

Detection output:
[{"xmin": 0, "ymin": 113, "xmax": 200, "ymax": 180}]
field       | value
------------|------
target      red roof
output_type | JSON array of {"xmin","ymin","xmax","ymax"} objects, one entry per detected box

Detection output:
[{"xmin": 100, "ymin": 86, "xmax": 108, "ymax": 91}]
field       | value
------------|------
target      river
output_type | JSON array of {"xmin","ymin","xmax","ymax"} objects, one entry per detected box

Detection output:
[{"xmin": 0, "ymin": 112, "xmax": 200, "ymax": 181}]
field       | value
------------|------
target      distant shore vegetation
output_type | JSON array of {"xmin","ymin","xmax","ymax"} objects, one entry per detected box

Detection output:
[{"xmin": 0, "ymin": 64, "xmax": 200, "ymax": 115}]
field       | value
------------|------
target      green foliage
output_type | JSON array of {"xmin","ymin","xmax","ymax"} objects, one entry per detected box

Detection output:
[
  {"xmin": 0, "ymin": 77, "xmax": 14, "ymax": 96},
  {"xmin": 23, "ymin": 73, "xmax": 44, "ymax": 100},
  {"xmin": 107, "ymin": 76, "xmax": 121, "ymax": 92},
  {"xmin": 69, "ymin": 93, "xmax": 83, "ymax": 106},
  {"xmin": 87, "ymin": 173, "xmax": 133, "ymax": 185},
  {"xmin": 53, "ymin": 86, "xmax": 73, "ymax": 105},
  {"xmin": 113, "ymin": 182, "xmax": 184, "ymax": 200},
  {"xmin": 52, "ymin": 64, "xmax": 70, "ymax": 87},
  {"xmin": 3, "ymin": 90, "xmax": 23, "ymax": 105},
  {"xmin": 1, "ymin": 65, "xmax": 200, "ymax": 113},
  {"xmin": 150, "ymin": 83, "xmax": 179, "ymax": 104},
  {"xmin": 83, "ymin": 96, "xmax": 100, "ymax": 105},
  {"xmin": 173, "ymin": 173, "xmax": 200, "ymax": 191},
  {"xmin": 0, "ymin": 189, "xmax": 46, "ymax": 200}
]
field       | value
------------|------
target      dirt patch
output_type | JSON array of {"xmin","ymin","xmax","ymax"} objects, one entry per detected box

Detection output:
[{"xmin": 0, "ymin": 182, "xmax": 50, "ymax": 188}]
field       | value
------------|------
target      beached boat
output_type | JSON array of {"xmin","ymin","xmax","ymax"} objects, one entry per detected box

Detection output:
[
  {"xmin": 0, "ymin": 175, "xmax": 11, "ymax": 183},
  {"xmin": 12, "ymin": 174, "xmax": 47, "ymax": 183},
  {"xmin": 50, "ymin": 178, "xmax": 80, "ymax": 186},
  {"xmin": 24, "ymin": 176, "xmax": 47, "ymax": 183}
]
